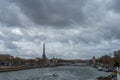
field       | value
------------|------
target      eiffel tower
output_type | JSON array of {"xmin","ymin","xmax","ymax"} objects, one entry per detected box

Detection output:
[{"xmin": 42, "ymin": 43, "xmax": 47, "ymax": 59}]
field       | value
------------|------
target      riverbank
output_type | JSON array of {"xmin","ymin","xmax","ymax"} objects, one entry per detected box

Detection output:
[
  {"xmin": 0, "ymin": 66, "xmax": 44, "ymax": 72},
  {"xmin": 97, "ymin": 76, "xmax": 112, "ymax": 80},
  {"xmin": 0, "ymin": 63, "xmax": 64, "ymax": 72},
  {"xmin": 95, "ymin": 66, "xmax": 120, "ymax": 80}
]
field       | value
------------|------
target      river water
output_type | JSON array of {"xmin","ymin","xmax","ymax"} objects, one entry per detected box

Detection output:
[{"xmin": 0, "ymin": 66, "xmax": 110, "ymax": 80}]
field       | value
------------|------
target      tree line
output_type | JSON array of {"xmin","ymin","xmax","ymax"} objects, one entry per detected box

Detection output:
[{"xmin": 98, "ymin": 50, "xmax": 120, "ymax": 67}]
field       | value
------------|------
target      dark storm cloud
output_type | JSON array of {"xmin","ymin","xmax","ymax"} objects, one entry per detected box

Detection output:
[
  {"xmin": 0, "ymin": 10, "xmax": 22, "ymax": 27},
  {"xmin": 103, "ymin": 26, "xmax": 120, "ymax": 40},
  {"xmin": 12, "ymin": 0, "xmax": 86, "ymax": 28},
  {"xmin": 110, "ymin": 0, "xmax": 120, "ymax": 13},
  {"xmin": 0, "ymin": 0, "xmax": 22, "ymax": 27}
]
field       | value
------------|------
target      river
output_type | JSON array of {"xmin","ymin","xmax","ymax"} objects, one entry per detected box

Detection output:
[{"xmin": 0, "ymin": 66, "xmax": 110, "ymax": 80}]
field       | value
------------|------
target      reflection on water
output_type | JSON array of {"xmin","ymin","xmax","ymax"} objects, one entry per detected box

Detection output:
[{"xmin": 0, "ymin": 66, "xmax": 110, "ymax": 80}]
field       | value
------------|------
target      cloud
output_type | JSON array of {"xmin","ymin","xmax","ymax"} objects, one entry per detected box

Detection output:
[
  {"xmin": 11, "ymin": 28, "xmax": 24, "ymax": 36},
  {"xmin": 12, "ymin": 0, "xmax": 87, "ymax": 28},
  {"xmin": 0, "ymin": 0, "xmax": 22, "ymax": 27},
  {"xmin": 0, "ymin": 0, "xmax": 120, "ymax": 59},
  {"xmin": 110, "ymin": 0, "xmax": 120, "ymax": 13}
]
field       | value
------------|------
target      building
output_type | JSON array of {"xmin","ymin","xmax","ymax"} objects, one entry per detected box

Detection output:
[
  {"xmin": 92, "ymin": 56, "xmax": 96, "ymax": 64},
  {"xmin": 42, "ymin": 43, "xmax": 47, "ymax": 59},
  {"xmin": 41, "ymin": 43, "xmax": 50, "ymax": 66}
]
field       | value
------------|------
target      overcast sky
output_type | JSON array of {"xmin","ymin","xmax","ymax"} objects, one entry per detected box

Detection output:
[{"xmin": 0, "ymin": 0, "xmax": 120, "ymax": 59}]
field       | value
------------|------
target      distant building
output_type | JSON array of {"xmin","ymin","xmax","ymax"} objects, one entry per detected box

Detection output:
[
  {"xmin": 51, "ymin": 57, "xmax": 58, "ymax": 64},
  {"xmin": 42, "ymin": 43, "xmax": 47, "ymax": 59},
  {"xmin": 0, "ymin": 54, "xmax": 14, "ymax": 66},
  {"xmin": 92, "ymin": 56, "xmax": 96, "ymax": 64},
  {"xmin": 41, "ymin": 43, "xmax": 50, "ymax": 66}
]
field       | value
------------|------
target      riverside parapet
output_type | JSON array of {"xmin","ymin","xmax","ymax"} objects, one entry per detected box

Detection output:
[{"xmin": 0, "ymin": 65, "xmax": 44, "ymax": 72}]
